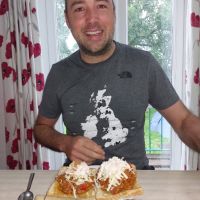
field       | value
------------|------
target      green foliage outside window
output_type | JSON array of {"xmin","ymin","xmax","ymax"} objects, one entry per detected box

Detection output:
[
  {"xmin": 144, "ymin": 107, "xmax": 170, "ymax": 154},
  {"xmin": 128, "ymin": 0, "xmax": 172, "ymax": 79},
  {"xmin": 56, "ymin": 0, "xmax": 78, "ymax": 60}
]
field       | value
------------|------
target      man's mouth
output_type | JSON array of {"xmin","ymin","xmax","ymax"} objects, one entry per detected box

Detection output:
[{"xmin": 86, "ymin": 30, "xmax": 102, "ymax": 36}]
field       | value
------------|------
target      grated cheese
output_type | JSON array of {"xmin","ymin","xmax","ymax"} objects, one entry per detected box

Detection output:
[
  {"xmin": 64, "ymin": 162, "xmax": 93, "ymax": 185},
  {"xmin": 97, "ymin": 157, "xmax": 135, "ymax": 191}
]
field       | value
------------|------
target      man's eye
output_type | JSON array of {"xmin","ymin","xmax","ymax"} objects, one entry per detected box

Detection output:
[
  {"xmin": 97, "ymin": 4, "xmax": 107, "ymax": 9},
  {"xmin": 74, "ymin": 7, "xmax": 85, "ymax": 12}
]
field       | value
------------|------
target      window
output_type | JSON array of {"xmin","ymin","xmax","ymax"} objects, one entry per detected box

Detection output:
[
  {"xmin": 128, "ymin": 0, "xmax": 173, "ymax": 169},
  {"xmin": 128, "ymin": 0, "xmax": 172, "ymax": 79},
  {"xmin": 39, "ymin": 0, "xmax": 183, "ymax": 169},
  {"xmin": 56, "ymin": 0, "xmax": 78, "ymax": 60}
]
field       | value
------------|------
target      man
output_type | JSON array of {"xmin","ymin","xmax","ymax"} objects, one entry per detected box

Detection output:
[{"xmin": 34, "ymin": 0, "xmax": 200, "ymax": 169}]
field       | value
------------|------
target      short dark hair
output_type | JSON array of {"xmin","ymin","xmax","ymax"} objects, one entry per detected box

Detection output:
[{"xmin": 64, "ymin": 0, "xmax": 115, "ymax": 12}]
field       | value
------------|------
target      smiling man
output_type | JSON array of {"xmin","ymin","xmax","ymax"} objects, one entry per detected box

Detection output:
[
  {"xmin": 65, "ymin": 0, "xmax": 116, "ymax": 63},
  {"xmin": 34, "ymin": 0, "xmax": 200, "ymax": 169}
]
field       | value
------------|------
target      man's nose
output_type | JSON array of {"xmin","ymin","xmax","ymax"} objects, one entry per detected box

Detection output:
[{"xmin": 86, "ymin": 8, "xmax": 98, "ymax": 22}]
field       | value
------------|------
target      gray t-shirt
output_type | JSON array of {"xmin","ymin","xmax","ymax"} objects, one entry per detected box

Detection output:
[{"xmin": 39, "ymin": 42, "xmax": 179, "ymax": 169}]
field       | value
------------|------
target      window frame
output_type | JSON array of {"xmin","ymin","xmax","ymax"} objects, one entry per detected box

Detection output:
[
  {"xmin": 114, "ymin": 0, "xmax": 128, "ymax": 44},
  {"xmin": 171, "ymin": 0, "xmax": 187, "ymax": 170}
]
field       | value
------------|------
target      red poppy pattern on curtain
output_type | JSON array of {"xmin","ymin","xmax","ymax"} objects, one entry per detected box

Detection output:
[
  {"xmin": 184, "ymin": 0, "xmax": 200, "ymax": 170},
  {"xmin": 0, "ymin": 0, "xmax": 50, "ymax": 170}
]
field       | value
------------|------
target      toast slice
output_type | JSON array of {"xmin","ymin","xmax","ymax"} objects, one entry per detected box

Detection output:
[
  {"xmin": 47, "ymin": 164, "xmax": 96, "ymax": 200},
  {"xmin": 95, "ymin": 157, "xmax": 143, "ymax": 200}
]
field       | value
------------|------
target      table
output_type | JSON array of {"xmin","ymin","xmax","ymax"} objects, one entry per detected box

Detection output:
[{"xmin": 0, "ymin": 170, "xmax": 199, "ymax": 200}]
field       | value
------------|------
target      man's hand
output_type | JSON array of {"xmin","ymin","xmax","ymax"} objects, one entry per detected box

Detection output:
[
  {"xmin": 34, "ymin": 115, "xmax": 105, "ymax": 164},
  {"xmin": 63, "ymin": 135, "xmax": 105, "ymax": 165}
]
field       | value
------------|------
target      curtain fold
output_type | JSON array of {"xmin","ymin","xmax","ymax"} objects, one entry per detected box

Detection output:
[
  {"xmin": 183, "ymin": 0, "xmax": 200, "ymax": 170},
  {"xmin": 0, "ymin": 0, "xmax": 51, "ymax": 169}
]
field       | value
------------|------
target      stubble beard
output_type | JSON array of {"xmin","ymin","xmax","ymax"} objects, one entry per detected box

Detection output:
[
  {"xmin": 72, "ymin": 19, "xmax": 116, "ymax": 57},
  {"xmin": 78, "ymin": 38, "xmax": 114, "ymax": 57}
]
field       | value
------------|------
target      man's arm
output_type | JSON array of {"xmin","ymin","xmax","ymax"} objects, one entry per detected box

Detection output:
[
  {"xmin": 159, "ymin": 100, "xmax": 200, "ymax": 152},
  {"xmin": 34, "ymin": 114, "xmax": 105, "ymax": 164}
]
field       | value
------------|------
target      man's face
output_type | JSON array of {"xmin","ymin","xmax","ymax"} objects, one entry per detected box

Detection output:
[{"xmin": 65, "ymin": 0, "xmax": 115, "ymax": 57}]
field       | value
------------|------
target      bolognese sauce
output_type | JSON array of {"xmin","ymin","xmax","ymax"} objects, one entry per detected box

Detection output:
[
  {"xmin": 97, "ymin": 157, "xmax": 136, "ymax": 194},
  {"xmin": 55, "ymin": 162, "xmax": 95, "ymax": 196}
]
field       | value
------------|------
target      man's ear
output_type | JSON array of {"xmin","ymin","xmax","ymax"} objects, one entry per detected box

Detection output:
[{"xmin": 64, "ymin": 11, "xmax": 71, "ymax": 29}]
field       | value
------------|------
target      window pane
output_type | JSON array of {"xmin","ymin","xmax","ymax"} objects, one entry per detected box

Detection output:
[
  {"xmin": 128, "ymin": 0, "xmax": 173, "ymax": 169},
  {"xmin": 128, "ymin": 0, "xmax": 172, "ymax": 79},
  {"xmin": 56, "ymin": 0, "xmax": 78, "ymax": 60}
]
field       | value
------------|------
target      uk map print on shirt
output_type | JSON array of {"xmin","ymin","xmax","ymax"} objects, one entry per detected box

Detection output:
[{"xmin": 81, "ymin": 87, "xmax": 128, "ymax": 147}]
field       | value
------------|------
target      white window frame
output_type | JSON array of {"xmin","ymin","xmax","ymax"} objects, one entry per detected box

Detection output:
[
  {"xmin": 171, "ymin": 0, "xmax": 187, "ymax": 170},
  {"xmin": 114, "ymin": 0, "xmax": 128, "ymax": 44}
]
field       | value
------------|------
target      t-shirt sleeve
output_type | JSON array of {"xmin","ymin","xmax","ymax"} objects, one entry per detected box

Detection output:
[
  {"xmin": 38, "ymin": 64, "xmax": 62, "ymax": 119},
  {"xmin": 148, "ymin": 53, "xmax": 179, "ymax": 110}
]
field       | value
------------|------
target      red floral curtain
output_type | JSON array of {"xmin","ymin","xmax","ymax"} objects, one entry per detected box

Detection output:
[{"xmin": 0, "ymin": 0, "xmax": 48, "ymax": 169}]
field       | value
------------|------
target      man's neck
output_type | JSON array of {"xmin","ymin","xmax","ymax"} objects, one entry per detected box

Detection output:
[{"xmin": 80, "ymin": 42, "xmax": 116, "ymax": 64}]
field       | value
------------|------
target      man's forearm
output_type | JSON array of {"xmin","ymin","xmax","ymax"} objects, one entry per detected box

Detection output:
[
  {"xmin": 179, "ymin": 113, "xmax": 200, "ymax": 152},
  {"xmin": 34, "ymin": 125, "xmax": 69, "ymax": 153}
]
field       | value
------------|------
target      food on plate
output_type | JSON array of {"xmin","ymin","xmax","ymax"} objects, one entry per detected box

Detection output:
[
  {"xmin": 96, "ymin": 157, "xmax": 143, "ymax": 199},
  {"xmin": 47, "ymin": 161, "xmax": 96, "ymax": 199},
  {"xmin": 46, "ymin": 157, "xmax": 143, "ymax": 200}
]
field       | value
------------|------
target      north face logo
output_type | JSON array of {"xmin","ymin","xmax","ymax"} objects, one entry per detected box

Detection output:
[{"xmin": 118, "ymin": 71, "xmax": 132, "ymax": 78}]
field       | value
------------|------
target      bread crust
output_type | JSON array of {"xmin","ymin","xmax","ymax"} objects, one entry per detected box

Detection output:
[{"xmin": 95, "ymin": 182, "xmax": 143, "ymax": 200}]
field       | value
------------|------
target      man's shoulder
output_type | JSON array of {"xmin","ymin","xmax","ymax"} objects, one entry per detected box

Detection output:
[
  {"xmin": 116, "ymin": 42, "xmax": 151, "ymax": 58},
  {"xmin": 53, "ymin": 51, "xmax": 79, "ymax": 68},
  {"xmin": 115, "ymin": 42, "xmax": 152, "ymax": 63}
]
